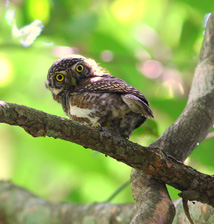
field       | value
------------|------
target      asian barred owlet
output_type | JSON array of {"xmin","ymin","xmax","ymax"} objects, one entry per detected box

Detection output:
[{"xmin": 46, "ymin": 55, "xmax": 154, "ymax": 138}]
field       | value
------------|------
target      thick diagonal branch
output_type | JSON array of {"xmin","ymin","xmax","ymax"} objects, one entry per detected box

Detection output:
[
  {"xmin": 150, "ymin": 12, "xmax": 214, "ymax": 161},
  {"xmin": 131, "ymin": 11, "xmax": 214, "ymax": 224}
]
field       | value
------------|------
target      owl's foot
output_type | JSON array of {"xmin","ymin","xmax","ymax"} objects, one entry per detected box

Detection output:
[
  {"xmin": 91, "ymin": 122, "xmax": 112, "ymax": 140},
  {"xmin": 91, "ymin": 122, "xmax": 129, "ymax": 139},
  {"xmin": 91, "ymin": 122, "xmax": 102, "ymax": 129},
  {"xmin": 111, "ymin": 127, "xmax": 129, "ymax": 139}
]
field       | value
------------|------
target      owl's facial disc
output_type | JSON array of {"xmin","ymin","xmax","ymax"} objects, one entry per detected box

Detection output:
[
  {"xmin": 45, "ymin": 80, "xmax": 63, "ymax": 97},
  {"xmin": 46, "ymin": 71, "xmax": 68, "ymax": 98},
  {"xmin": 46, "ymin": 55, "xmax": 100, "ymax": 99}
]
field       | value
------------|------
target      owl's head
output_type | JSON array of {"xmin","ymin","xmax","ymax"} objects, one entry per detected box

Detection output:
[{"xmin": 46, "ymin": 55, "xmax": 102, "ymax": 100}]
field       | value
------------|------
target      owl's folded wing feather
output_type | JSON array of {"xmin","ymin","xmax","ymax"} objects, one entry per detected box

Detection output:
[
  {"xmin": 121, "ymin": 94, "xmax": 153, "ymax": 118},
  {"xmin": 74, "ymin": 76, "xmax": 154, "ymax": 118}
]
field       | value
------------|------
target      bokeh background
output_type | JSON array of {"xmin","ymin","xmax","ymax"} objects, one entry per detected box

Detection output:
[{"xmin": 0, "ymin": 0, "xmax": 214, "ymax": 203}]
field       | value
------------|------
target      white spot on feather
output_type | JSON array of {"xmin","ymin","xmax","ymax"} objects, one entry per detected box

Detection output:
[
  {"xmin": 52, "ymin": 88, "xmax": 63, "ymax": 95},
  {"xmin": 69, "ymin": 104, "xmax": 99, "ymax": 124},
  {"xmin": 91, "ymin": 77, "xmax": 102, "ymax": 82}
]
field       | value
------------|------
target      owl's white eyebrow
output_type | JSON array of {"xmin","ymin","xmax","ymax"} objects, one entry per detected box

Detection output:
[
  {"xmin": 71, "ymin": 62, "xmax": 79, "ymax": 69},
  {"xmin": 91, "ymin": 77, "xmax": 102, "ymax": 82},
  {"xmin": 55, "ymin": 71, "xmax": 67, "ymax": 75}
]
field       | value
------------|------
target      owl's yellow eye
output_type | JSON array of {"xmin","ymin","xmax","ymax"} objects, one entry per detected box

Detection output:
[
  {"xmin": 56, "ymin": 74, "xmax": 64, "ymax": 82},
  {"xmin": 76, "ymin": 64, "xmax": 84, "ymax": 73}
]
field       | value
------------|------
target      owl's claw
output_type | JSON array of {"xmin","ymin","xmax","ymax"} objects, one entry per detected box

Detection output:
[
  {"xmin": 92, "ymin": 122, "xmax": 102, "ymax": 129},
  {"xmin": 91, "ymin": 122, "xmax": 111, "ymax": 140}
]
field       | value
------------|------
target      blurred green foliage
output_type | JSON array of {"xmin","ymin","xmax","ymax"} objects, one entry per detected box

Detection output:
[{"xmin": 0, "ymin": 0, "xmax": 213, "ymax": 203}]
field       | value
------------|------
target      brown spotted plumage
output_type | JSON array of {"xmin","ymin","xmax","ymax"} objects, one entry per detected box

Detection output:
[{"xmin": 46, "ymin": 55, "xmax": 154, "ymax": 138}]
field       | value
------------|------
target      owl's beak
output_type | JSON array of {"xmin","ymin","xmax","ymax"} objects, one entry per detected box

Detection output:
[{"xmin": 45, "ymin": 80, "xmax": 51, "ymax": 89}]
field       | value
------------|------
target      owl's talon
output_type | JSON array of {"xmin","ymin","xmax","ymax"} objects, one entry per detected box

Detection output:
[{"xmin": 92, "ymin": 122, "xmax": 102, "ymax": 129}]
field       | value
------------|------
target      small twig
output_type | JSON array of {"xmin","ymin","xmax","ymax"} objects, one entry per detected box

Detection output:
[
  {"xmin": 105, "ymin": 180, "xmax": 130, "ymax": 202},
  {"xmin": 182, "ymin": 199, "xmax": 194, "ymax": 224}
]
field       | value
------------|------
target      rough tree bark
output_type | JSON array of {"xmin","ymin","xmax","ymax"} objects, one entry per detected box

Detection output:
[{"xmin": 0, "ymin": 11, "xmax": 214, "ymax": 224}]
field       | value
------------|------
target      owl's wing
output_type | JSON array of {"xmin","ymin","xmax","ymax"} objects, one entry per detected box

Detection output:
[
  {"xmin": 74, "ymin": 76, "xmax": 154, "ymax": 118},
  {"xmin": 121, "ymin": 94, "xmax": 153, "ymax": 118}
]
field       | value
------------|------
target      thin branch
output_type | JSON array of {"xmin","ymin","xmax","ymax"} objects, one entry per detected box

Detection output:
[
  {"xmin": 173, "ymin": 199, "xmax": 214, "ymax": 224},
  {"xmin": 105, "ymin": 180, "xmax": 130, "ymax": 203}
]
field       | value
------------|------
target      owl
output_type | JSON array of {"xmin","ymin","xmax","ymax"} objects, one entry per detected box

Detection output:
[{"xmin": 46, "ymin": 55, "xmax": 154, "ymax": 138}]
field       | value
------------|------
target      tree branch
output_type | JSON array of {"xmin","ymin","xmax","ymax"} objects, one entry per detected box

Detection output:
[
  {"xmin": 150, "ymin": 12, "xmax": 214, "ymax": 161},
  {"xmin": 130, "ymin": 169, "xmax": 175, "ymax": 224},
  {"xmin": 131, "ymin": 11, "xmax": 214, "ymax": 224},
  {"xmin": 0, "ymin": 99, "xmax": 214, "ymax": 207},
  {"xmin": 0, "ymin": 181, "xmax": 213, "ymax": 224},
  {"xmin": 0, "ymin": 181, "xmax": 136, "ymax": 224}
]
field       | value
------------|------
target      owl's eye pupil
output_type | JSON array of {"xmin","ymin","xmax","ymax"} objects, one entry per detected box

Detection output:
[
  {"xmin": 56, "ymin": 74, "xmax": 64, "ymax": 82},
  {"xmin": 76, "ymin": 64, "xmax": 84, "ymax": 73}
]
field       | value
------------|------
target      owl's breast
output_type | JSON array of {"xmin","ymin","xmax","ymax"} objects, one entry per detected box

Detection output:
[
  {"xmin": 68, "ymin": 104, "xmax": 99, "ymax": 124},
  {"xmin": 65, "ymin": 92, "xmax": 106, "ymax": 124},
  {"xmin": 63, "ymin": 92, "xmax": 129, "ymax": 125},
  {"xmin": 61, "ymin": 91, "xmax": 146, "ymax": 137}
]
